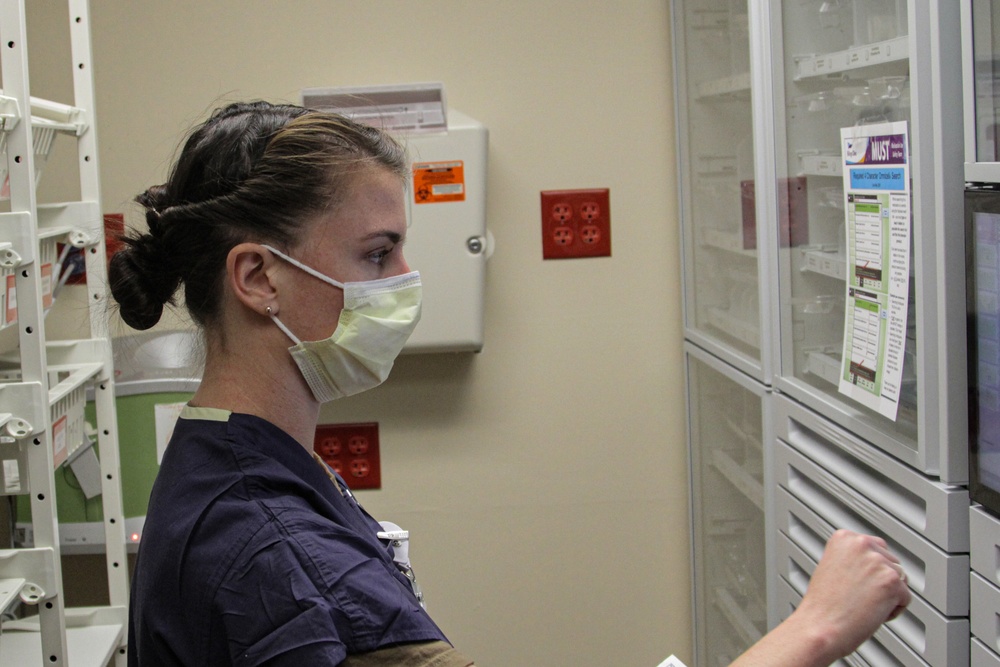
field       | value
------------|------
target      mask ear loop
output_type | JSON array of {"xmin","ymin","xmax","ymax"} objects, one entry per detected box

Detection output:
[
  {"xmin": 262, "ymin": 244, "xmax": 347, "ymax": 290},
  {"xmin": 260, "ymin": 246, "xmax": 313, "ymax": 346},
  {"xmin": 267, "ymin": 306, "xmax": 302, "ymax": 345}
]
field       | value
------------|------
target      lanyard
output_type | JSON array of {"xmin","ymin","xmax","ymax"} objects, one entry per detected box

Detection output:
[{"xmin": 310, "ymin": 451, "xmax": 425, "ymax": 607}]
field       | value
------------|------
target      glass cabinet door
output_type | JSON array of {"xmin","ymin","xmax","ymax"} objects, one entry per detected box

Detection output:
[
  {"xmin": 675, "ymin": 0, "xmax": 766, "ymax": 380},
  {"xmin": 685, "ymin": 343, "xmax": 769, "ymax": 666},
  {"xmin": 969, "ymin": 0, "xmax": 1000, "ymax": 166},
  {"xmin": 769, "ymin": 0, "xmax": 965, "ymax": 478}
]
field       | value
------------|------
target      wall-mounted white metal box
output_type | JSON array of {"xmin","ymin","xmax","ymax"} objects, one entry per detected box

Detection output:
[
  {"xmin": 302, "ymin": 84, "xmax": 490, "ymax": 353},
  {"xmin": 398, "ymin": 109, "xmax": 489, "ymax": 353}
]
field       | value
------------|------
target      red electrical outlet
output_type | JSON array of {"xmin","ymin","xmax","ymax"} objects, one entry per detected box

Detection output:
[
  {"xmin": 541, "ymin": 188, "xmax": 611, "ymax": 259},
  {"xmin": 314, "ymin": 422, "xmax": 380, "ymax": 490}
]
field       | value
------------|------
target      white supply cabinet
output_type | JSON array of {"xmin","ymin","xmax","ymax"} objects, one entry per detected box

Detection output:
[
  {"xmin": 674, "ymin": 1, "xmax": 972, "ymax": 663},
  {"xmin": 684, "ymin": 342, "xmax": 773, "ymax": 665},
  {"xmin": 970, "ymin": 505, "xmax": 1000, "ymax": 663}
]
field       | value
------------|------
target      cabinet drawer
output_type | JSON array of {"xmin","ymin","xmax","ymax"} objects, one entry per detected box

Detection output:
[
  {"xmin": 775, "ymin": 487, "xmax": 970, "ymax": 667},
  {"xmin": 972, "ymin": 505, "xmax": 1000, "ymax": 586},
  {"xmin": 776, "ymin": 439, "xmax": 970, "ymax": 616},
  {"xmin": 973, "ymin": 572, "xmax": 1000, "ymax": 652},
  {"xmin": 773, "ymin": 397, "xmax": 969, "ymax": 552},
  {"xmin": 974, "ymin": 638, "xmax": 1000, "ymax": 667},
  {"xmin": 773, "ymin": 545, "xmax": 930, "ymax": 667}
]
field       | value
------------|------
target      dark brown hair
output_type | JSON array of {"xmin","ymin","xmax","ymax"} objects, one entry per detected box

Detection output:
[{"xmin": 109, "ymin": 100, "xmax": 407, "ymax": 330}]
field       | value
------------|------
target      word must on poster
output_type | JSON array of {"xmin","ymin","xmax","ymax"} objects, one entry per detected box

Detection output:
[{"xmin": 838, "ymin": 121, "xmax": 911, "ymax": 421}]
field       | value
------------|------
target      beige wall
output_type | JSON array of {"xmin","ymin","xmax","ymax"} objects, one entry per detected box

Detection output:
[{"xmin": 27, "ymin": 2, "xmax": 689, "ymax": 665}]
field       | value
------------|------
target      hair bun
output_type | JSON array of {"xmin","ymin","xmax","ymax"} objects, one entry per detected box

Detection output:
[{"xmin": 108, "ymin": 233, "xmax": 180, "ymax": 330}]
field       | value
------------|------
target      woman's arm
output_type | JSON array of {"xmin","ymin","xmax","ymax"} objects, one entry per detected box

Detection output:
[{"xmin": 731, "ymin": 529, "xmax": 910, "ymax": 667}]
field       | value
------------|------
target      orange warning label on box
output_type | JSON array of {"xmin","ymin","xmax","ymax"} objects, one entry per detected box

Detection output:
[{"xmin": 413, "ymin": 161, "xmax": 465, "ymax": 204}]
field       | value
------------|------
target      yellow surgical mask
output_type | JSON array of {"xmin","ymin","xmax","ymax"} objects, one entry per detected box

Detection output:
[{"xmin": 263, "ymin": 245, "xmax": 422, "ymax": 402}]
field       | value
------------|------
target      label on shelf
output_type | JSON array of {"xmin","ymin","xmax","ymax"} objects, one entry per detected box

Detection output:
[
  {"xmin": 799, "ymin": 153, "xmax": 843, "ymax": 177},
  {"xmin": 803, "ymin": 249, "xmax": 848, "ymax": 280},
  {"xmin": 794, "ymin": 36, "xmax": 908, "ymax": 82},
  {"xmin": 52, "ymin": 413, "xmax": 67, "ymax": 468},
  {"xmin": 41, "ymin": 262, "xmax": 52, "ymax": 309},
  {"xmin": 695, "ymin": 72, "xmax": 752, "ymax": 99},
  {"xmin": 5, "ymin": 274, "xmax": 15, "ymax": 325},
  {"xmin": 3, "ymin": 459, "xmax": 20, "ymax": 494}
]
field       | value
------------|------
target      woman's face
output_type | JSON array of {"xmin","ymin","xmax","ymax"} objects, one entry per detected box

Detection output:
[{"xmin": 275, "ymin": 166, "xmax": 411, "ymax": 342}]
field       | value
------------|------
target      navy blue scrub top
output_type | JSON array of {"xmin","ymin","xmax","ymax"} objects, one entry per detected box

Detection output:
[{"xmin": 127, "ymin": 407, "xmax": 448, "ymax": 666}]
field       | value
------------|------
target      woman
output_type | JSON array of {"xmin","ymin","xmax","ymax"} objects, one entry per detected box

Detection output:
[
  {"xmin": 112, "ymin": 101, "xmax": 471, "ymax": 666},
  {"xmin": 110, "ymin": 100, "xmax": 908, "ymax": 666}
]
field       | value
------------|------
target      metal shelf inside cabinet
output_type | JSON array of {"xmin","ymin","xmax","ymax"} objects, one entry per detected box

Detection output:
[
  {"xmin": 699, "ymin": 228, "xmax": 757, "ymax": 258},
  {"xmin": 1, "ymin": 606, "xmax": 125, "ymax": 667},
  {"xmin": 695, "ymin": 154, "xmax": 738, "ymax": 178},
  {"xmin": 721, "ymin": 413, "xmax": 763, "ymax": 454},
  {"xmin": 712, "ymin": 449, "xmax": 764, "ymax": 511},
  {"xmin": 794, "ymin": 36, "xmax": 909, "ymax": 81},
  {"xmin": 688, "ymin": 8, "xmax": 728, "ymax": 32},
  {"xmin": 800, "ymin": 248, "xmax": 847, "ymax": 280},
  {"xmin": 695, "ymin": 72, "xmax": 751, "ymax": 100},
  {"xmin": 797, "ymin": 151, "xmax": 843, "ymax": 177},
  {"xmin": 800, "ymin": 251, "xmax": 917, "ymax": 285},
  {"xmin": 706, "ymin": 307, "xmax": 760, "ymax": 350},
  {"xmin": 805, "ymin": 349, "xmax": 843, "ymax": 386},
  {"xmin": 721, "ymin": 564, "xmax": 766, "ymax": 627},
  {"xmin": 712, "ymin": 586, "xmax": 764, "ymax": 647}
]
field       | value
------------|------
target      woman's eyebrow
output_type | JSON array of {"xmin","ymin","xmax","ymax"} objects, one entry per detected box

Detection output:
[{"xmin": 364, "ymin": 230, "xmax": 403, "ymax": 244}]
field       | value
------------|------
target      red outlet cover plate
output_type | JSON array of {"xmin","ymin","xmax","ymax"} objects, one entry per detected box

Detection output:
[
  {"xmin": 540, "ymin": 188, "xmax": 611, "ymax": 259},
  {"xmin": 314, "ymin": 422, "xmax": 381, "ymax": 490}
]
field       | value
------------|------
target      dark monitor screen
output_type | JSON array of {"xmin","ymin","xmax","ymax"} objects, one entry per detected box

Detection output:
[{"xmin": 967, "ymin": 187, "xmax": 1000, "ymax": 518}]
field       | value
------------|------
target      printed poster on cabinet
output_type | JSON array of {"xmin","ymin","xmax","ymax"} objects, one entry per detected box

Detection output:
[{"xmin": 838, "ymin": 121, "xmax": 910, "ymax": 421}]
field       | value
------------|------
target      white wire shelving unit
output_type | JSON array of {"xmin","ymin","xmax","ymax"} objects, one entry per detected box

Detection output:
[{"xmin": 0, "ymin": 1, "xmax": 128, "ymax": 665}]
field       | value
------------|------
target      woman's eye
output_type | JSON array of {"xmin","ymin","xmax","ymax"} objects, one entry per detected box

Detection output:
[{"xmin": 368, "ymin": 248, "xmax": 390, "ymax": 265}]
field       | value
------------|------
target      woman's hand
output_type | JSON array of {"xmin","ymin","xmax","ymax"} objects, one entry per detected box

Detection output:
[{"xmin": 730, "ymin": 529, "xmax": 911, "ymax": 667}]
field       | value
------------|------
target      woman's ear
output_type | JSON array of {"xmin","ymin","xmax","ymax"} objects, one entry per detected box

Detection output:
[{"xmin": 227, "ymin": 243, "xmax": 280, "ymax": 316}]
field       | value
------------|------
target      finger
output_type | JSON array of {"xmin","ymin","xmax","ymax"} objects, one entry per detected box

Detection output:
[
  {"xmin": 868, "ymin": 541, "xmax": 901, "ymax": 565},
  {"xmin": 888, "ymin": 578, "xmax": 912, "ymax": 620},
  {"xmin": 867, "ymin": 534, "xmax": 889, "ymax": 551}
]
